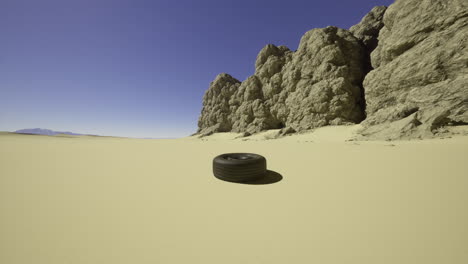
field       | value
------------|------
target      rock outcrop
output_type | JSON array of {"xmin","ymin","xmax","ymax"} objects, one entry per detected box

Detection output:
[
  {"xmin": 197, "ymin": 26, "xmax": 367, "ymax": 136},
  {"xmin": 197, "ymin": 0, "xmax": 467, "ymax": 140},
  {"xmin": 350, "ymin": 6, "xmax": 387, "ymax": 54},
  {"xmin": 358, "ymin": 0, "xmax": 468, "ymax": 140},
  {"xmin": 197, "ymin": 73, "xmax": 241, "ymax": 135},
  {"xmin": 350, "ymin": 6, "xmax": 387, "ymax": 74}
]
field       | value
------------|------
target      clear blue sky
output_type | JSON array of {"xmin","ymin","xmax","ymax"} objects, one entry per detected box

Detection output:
[{"xmin": 0, "ymin": 0, "xmax": 393, "ymax": 138}]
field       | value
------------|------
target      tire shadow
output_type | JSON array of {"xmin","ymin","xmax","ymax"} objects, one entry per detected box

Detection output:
[{"xmin": 236, "ymin": 170, "xmax": 283, "ymax": 185}]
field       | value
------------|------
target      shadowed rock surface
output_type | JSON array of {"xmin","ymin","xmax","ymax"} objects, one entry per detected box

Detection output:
[
  {"xmin": 358, "ymin": 0, "xmax": 468, "ymax": 140},
  {"xmin": 197, "ymin": 73, "xmax": 241, "ymax": 136},
  {"xmin": 350, "ymin": 6, "xmax": 387, "ymax": 54}
]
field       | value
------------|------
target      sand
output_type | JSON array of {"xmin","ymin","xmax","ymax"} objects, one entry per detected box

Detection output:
[{"xmin": 1, "ymin": 126, "xmax": 468, "ymax": 264}]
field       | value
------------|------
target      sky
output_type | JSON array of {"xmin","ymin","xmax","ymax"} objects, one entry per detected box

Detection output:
[{"xmin": 0, "ymin": 0, "xmax": 394, "ymax": 138}]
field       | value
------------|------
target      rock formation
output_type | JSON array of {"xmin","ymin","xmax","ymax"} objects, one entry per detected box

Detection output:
[
  {"xmin": 197, "ymin": 0, "xmax": 467, "ymax": 140},
  {"xmin": 197, "ymin": 26, "xmax": 367, "ymax": 136},
  {"xmin": 350, "ymin": 6, "xmax": 387, "ymax": 54},
  {"xmin": 350, "ymin": 6, "xmax": 387, "ymax": 75},
  {"xmin": 15, "ymin": 128, "xmax": 83, "ymax": 136},
  {"xmin": 358, "ymin": 0, "xmax": 468, "ymax": 140},
  {"xmin": 197, "ymin": 73, "xmax": 241, "ymax": 135}
]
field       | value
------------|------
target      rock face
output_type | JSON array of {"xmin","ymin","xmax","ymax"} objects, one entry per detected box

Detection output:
[
  {"xmin": 197, "ymin": 26, "xmax": 367, "ymax": 136},
  {"xmin": 359, "ymin": 0, "xmax": 468, "ymax": 140},
  {"xmin": 350, "ymin": 6, "xmax": 387, "ymax": 75},
  {"xmin": 197, "ymin": 0, "xmax": 467, "ymax": 140},
  {"xmin": 197, "ymin": 73, "xmax": 241, "ymax": 135},
  {"xmin": 350, "ymin": 6, "xmax": 387, "ymax": 54}
]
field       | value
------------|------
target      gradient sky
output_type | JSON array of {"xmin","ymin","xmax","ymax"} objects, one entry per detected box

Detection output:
[{"xmin": 0, "ymin": 0, "xmax": 394, "ymax": 138}]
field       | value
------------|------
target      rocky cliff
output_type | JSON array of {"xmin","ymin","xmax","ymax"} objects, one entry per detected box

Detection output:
[
  {"xmin": 197, "ymin": 0, "xmax": 467, "ymax": 140},
  {"xmin": 197, "ymin": 27, "xmax": 368, "ymax": 136},
  {"xmin": 359, "ymin": 0, "xmax": 468, "ymax": 140}
]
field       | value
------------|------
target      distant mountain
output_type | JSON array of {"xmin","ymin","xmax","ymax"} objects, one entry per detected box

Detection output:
[{"xmin": 14, "ymin": 128, "xmax": 82, "ymax": 136}]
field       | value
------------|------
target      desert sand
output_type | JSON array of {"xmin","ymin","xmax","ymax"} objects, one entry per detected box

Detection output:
[{"xmin": 1, "ymin": 126, "xmax": 468, "ymax": 264}]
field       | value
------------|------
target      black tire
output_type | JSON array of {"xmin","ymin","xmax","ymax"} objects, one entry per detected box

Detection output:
[{"xmin": 213, "ymin": 153, "xmax": 267, "ymax": 183}]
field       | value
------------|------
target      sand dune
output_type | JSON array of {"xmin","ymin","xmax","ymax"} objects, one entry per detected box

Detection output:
[{"xmin": 1, "ymin": 127, "xmax": 468, "ymax": 264}]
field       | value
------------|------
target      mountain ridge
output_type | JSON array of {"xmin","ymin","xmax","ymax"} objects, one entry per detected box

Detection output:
[{"xmin": 14, "ymin": 128, "xmax": 85, "ymax": 136}]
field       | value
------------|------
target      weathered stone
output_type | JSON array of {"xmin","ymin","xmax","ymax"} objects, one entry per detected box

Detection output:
[
  {"xmin": 273, "ymin": 26, "xmax": 367, "ymax": 131},
  {"xmin": 197, "ymin": 1, "xmax": 466, "ymax": 140},
  {"xmin": 197, "ymin": 73, "xmax": 241, "ymax": 135},
  {"xmin": 350, "ymin": 6, "xmax": 387, "ymax": 53},
  {"xmin": 359, "ymin": 0, "xmax": 468, "ymax": 140},
  {"xmin": 197, "ymin": 27, "xmax": 367, "ymax": 135}
]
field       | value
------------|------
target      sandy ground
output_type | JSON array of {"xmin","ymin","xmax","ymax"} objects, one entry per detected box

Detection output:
[{"xmin": 1, "ymin": 126, "xmax": 468, "ymax": 264}]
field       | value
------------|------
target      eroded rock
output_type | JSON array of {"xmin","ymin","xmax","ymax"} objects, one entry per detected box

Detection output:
[
  {"xmin": 359, "ymin": 0, "xmax": 468, "ymax": 140},
  {"xmin": 197, "ymin": 73, "xmax": 241, "ymax": 136},
  {"xmin": 350, "ymin": 6, "xmax": 387, "ymax": 54},
  {"xmin": 197, "ymin": 27, "xmax": 367, "ymax": 135},
  {"xmin": 197, "ymin": 1, "xmax": 467, "ymax": 140}
]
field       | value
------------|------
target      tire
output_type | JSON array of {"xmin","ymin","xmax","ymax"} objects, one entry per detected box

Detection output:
[{"xmin": 213, "ymin": 153, "xmax": 267, "ymax": 183}]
